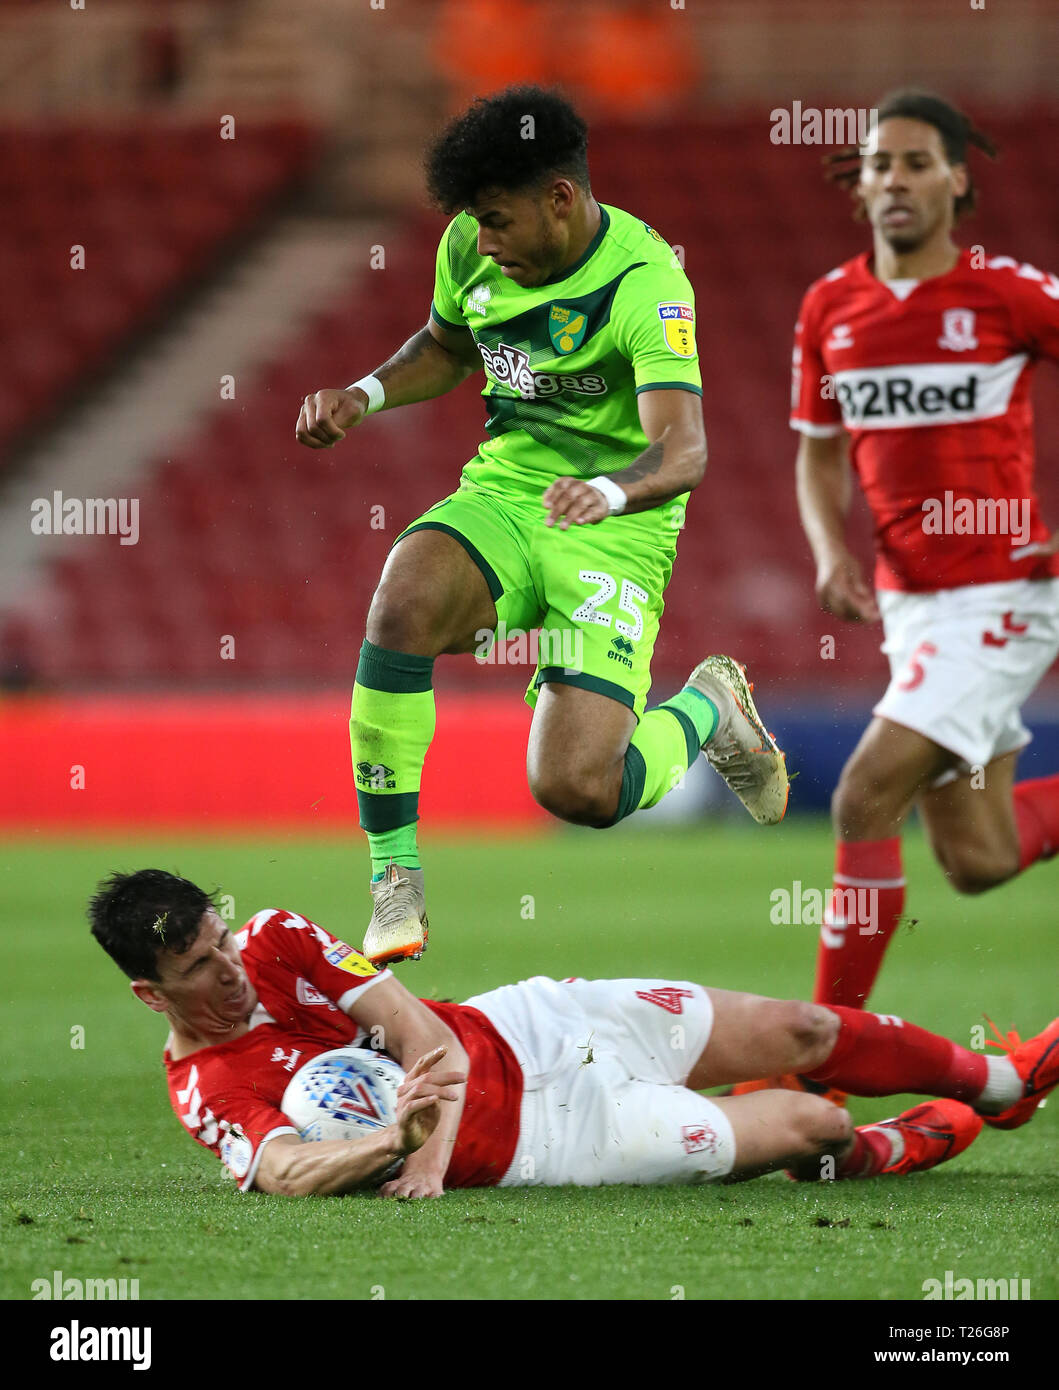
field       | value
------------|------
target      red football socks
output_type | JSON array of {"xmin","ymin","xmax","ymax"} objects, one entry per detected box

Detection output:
[
  {"xmin": 813, "ymin": 838, "xmax": 905, "ymax": 1008},
  {"xmin": 835, "ymin": 1127, "xmax": 894, "ymax": 1178},
  {"xmin": 1013, "ymin": 774, "xmax": 1059, "ymax": 871},
  {"xmin": 804, "ymin": 1005, "xmax": 988, "ymax": 1101}
]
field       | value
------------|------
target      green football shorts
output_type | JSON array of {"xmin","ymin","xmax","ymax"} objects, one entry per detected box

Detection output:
[{"xmin": 396, "ymin": 481, "xmax": 681, "ymax": 718}]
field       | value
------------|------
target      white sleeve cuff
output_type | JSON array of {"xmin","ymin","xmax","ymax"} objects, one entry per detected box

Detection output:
[
  {"xmin": 789, "ymin": 418, "xmax": 844, "ymax": 438},
  {"xmin": 337, "ymin": 966, "xmax": 391, "ymax": 1015},
  {"xmin": 238, "ymin": 1126, "xmax": 299, "ymax": 1192}
]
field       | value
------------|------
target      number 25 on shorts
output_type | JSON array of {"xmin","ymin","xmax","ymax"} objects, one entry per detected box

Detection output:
[{"xmin": 573, "ymin": 570, "xmax": 648, "ymax": 640}]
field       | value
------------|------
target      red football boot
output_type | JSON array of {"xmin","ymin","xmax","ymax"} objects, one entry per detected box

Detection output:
[
  {"xmin": 978, "ymin": 1016, "xmax": 1059, "ymax": 1130},
  {"xmin": 869, "ymin": 1099, "xmax": 983, "ymax": 1175}
]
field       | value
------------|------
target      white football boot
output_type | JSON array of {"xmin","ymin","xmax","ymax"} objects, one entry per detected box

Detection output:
[
  {"xmin": 688, "ymin": 654, "xmax": 789, "ymax": 825},
  {"xmin": 362, "ymin": 862, "xmax": 429, "ymax": 966}
]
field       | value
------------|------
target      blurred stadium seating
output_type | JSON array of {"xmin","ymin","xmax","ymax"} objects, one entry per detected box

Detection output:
[
  {"xmin": 0, "ymin": 122, "xmax": 316, "ymax": 459},
  {"xmin": 3, "ymin": 0, "xmax": 1059, "ymax": 827},
  {"xmin": 5, "ymin": 113, "xmax": 1059, "ymax": 699}
]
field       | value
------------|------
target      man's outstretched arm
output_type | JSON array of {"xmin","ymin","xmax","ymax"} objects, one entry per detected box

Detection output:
[
  {"xmin": 253, "ymin": 1047, "xmax": 463, "ymax": 1197},
  {"xmin": 296, "ymin": 319, "xmax": 481, "ymax": 449},
  {"xmin": 344, "ymin": 975, "xmax": 471, "ymax": 1199}
]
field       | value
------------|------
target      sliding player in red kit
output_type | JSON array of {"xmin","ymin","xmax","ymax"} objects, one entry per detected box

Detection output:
[
  {"xmin": 90, "ymin": 870, "xmax": 1059, "ymax": 1196},
  {"xmin": 769, "ymin": 90, "xmax": 1059, "ymax": 1098}
]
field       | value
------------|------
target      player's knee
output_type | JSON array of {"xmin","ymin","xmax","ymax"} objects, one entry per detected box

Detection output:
[
  {"xmin": 365, "ymin": 595, "xmax": 436, "ymax": 655},
  {"xmin": 795, "ymin": 1093, "xmax": 853, "ymax": 1152},
  {"xmin": 758, "ymin": 1093, "xmax": 851, "ymax": 1166},
  {"xmin": 780, "ymin": 1096, "xmax": 854, "ymax": 1179},
  {"xmin": 529, "ymin": 766, "xmax": 615, "ymax": 827},
  {"xmin": 831, "ymin": 765, "xmax": 871, "ymax": 835},
  {"xmin": 366, "ymin": 570, "xmax": 468, "ymax": 655},
  {"xmin": 938, "ymin": 842, "xmax": 1019, "ymax": 895},
  {"xmin": 781, "ymin": 1000, "xmax": 839, "ymax": 1070}
]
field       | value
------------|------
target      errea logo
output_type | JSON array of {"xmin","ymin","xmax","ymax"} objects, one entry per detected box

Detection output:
[{"xmin": 465, "ymin": 284, "xmax": 491, "ymax": 316}]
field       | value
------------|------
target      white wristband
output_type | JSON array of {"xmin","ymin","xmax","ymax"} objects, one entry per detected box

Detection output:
[
  {"xmin": 348, "ymin": 374, "xmax": 385, "ymax": 415},
  {"xmin": 583, "ymin": 475, "xmax": 627, "ymax": 515}
]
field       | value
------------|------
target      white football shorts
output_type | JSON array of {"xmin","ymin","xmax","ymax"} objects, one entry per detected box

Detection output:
[
  {"xmin": 463, "ymin": 976, "xmax": 736, "ymax": 1187},
  {"xmin": 873, "ymin": 577, "xmax": 1059, "ymax": 779}
]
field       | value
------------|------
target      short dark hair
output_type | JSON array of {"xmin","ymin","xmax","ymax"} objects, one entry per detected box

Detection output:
[
  {"xmin": 825, "ymin": 88, "xmax": 998, "ymax": 221},
  {"xmin": 89, "ymin": 869, "xmax": 220, "ymax": 980},
  {"xmin": 425, "ymin": 85, "xmax": 590, "ymax": 214}
]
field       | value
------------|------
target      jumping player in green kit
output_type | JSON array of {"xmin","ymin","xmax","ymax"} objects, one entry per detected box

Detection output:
[{"xmin": 296, "ymin": 87, "xmax": 789, "ymax": 966}]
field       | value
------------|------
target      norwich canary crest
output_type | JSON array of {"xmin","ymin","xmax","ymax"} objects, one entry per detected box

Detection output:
[{"xmin": 549, "ymin": 304, "xmax": 589, "ymax": 355}]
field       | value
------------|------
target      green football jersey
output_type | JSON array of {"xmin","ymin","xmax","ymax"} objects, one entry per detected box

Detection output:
[{"xmin": 430, "ymin": 204, "xmax": 702, "ymax": 538}]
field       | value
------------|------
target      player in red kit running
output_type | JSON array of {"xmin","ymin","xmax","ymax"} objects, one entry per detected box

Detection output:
[
  {"xmin": 777, "ymin": 91, "xmax": 1059, "ymax": 1081},
  {"xmin": 89, "ymin": 870, "xmax": 1057, "ymax": 1196}
]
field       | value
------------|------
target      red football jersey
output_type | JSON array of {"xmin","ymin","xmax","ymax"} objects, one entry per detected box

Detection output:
[
  {"xmin": 790, "ymin": 249, "xmax": 1059, "ymax": 591},
  {"xmin": 164, "ymin": 909, "xmax": 522, "ymax": 1191}
]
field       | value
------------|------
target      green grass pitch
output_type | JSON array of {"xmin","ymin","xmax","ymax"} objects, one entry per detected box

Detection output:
[{"xmin": 2, "ymin": 819, "xmax": 1055, "ymax": 1301}]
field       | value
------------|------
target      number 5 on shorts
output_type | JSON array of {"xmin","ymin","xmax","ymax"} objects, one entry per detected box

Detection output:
[{"xmin": 897, "ymin": 640, "xmax": 937, "ymax": 692}]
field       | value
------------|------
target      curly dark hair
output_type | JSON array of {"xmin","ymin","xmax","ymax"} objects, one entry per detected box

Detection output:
[
  {"xmin": 89, "ymin": 868, "xmax": 220, "ymax": 980},
  {"xmin": 824, "ymin": 89, "xmax": 998, "ymax": 222},
  {"xmin": 425, "ymin": 85, "xmax": 590, "ymax": 213}
]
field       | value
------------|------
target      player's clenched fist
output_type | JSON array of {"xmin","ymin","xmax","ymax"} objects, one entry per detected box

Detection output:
[
  {"xmin": 296, "ymin": 388, "xmax": 366, "ymax": 449},
  {"xmin": 542, "ymin": 477, "xmax": 612, "ymax": 530},
  {"xmin": 815, "ymin": 549, "xmax": 881, "ymax": 623}
]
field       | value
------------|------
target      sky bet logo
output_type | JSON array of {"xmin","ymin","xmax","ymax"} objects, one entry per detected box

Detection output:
[{"xmin": 478, "ymin": 342, "xmax": 607, "ymax": 400}]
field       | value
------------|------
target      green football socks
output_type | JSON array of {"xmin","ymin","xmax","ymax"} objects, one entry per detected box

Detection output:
[
  {"xmin": 366, "ymin": 825, "xmax": 420, "ymax": 877},
  {"xmin": 350, "ymin": 640, "xmax": 436, "ymax": 876},
  {"xmin": 351, "ymin": 643, "xmax": 721, "ymax": 845},
  {"xmin": 609, "ymin": 686, "xmax": 719, "ymax": 824}
]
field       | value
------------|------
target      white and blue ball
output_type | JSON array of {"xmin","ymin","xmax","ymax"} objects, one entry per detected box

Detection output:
[{"xmin": 282, "ymin": 1046, "xmax": 404, "ymax": 1142}]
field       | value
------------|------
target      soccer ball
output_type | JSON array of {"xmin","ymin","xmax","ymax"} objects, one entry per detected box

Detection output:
[{"xmin": 282, "ymin": 1046, "xmax": 404, "ymax": 1142}]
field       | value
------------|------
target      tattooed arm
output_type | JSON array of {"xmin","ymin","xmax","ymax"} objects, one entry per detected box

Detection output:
[
  {"xmin": 542, "ymin": 388, "xmax": 708, "ymax": 528},
  {"xmin": 296, "ymin": 320, "xmax": 481, "ymax": 450}
]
